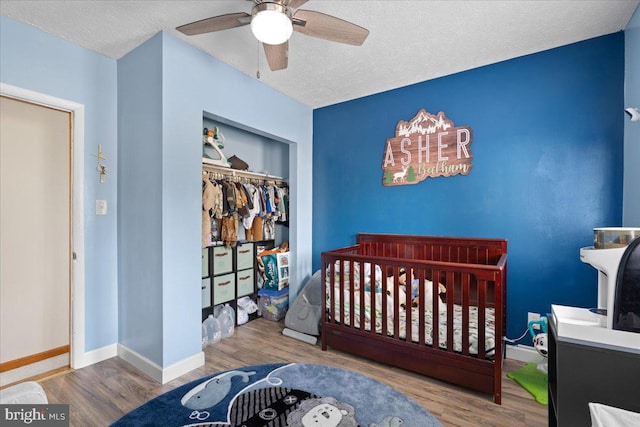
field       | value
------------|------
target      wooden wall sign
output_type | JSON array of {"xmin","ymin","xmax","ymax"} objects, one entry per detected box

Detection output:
[{"xmin": 382, "ymin": 109, "xmax": 473, "ymax": 186}]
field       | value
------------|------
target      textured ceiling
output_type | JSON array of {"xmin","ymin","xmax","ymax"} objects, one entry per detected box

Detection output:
[{"xmin": 1, "ymin": 1, "xmax": 638, "ymax": 108}]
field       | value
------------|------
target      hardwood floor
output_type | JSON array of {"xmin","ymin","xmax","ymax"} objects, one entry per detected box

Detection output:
[{"xmin": 32, "ymin": 318, "xmax": 547, "ymax": 426}]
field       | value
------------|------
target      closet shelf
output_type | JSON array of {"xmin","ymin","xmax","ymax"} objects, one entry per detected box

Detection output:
[{"xmin": 203, "ymin": 161, "xmax": 285, "ymax": 182}]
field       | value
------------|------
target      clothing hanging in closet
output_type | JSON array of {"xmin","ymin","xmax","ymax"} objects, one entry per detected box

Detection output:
[{"xmin": 202, "ymin": 171, "xmax": 289, "ymax": 248}]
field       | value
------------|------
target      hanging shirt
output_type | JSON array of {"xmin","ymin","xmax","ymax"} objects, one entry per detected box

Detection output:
[
  {"xmin": 222, "ymin": 180, "xmax": 237, "ymax": 215},
  {"xmin": 242, "ymin": 183, "xmax": 261, "ymax": 230},
  {"xmin": 211, "ymin": 180, "xmax": 224, "ymax": 219}
]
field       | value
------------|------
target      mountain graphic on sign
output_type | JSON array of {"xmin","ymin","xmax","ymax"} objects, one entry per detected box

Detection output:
[{"xmin": 396, "ymin": 109, "xmax": 454, "ymax": 137}]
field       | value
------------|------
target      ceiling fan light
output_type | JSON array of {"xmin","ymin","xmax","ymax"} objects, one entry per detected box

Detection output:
[{"xmin": 251, "ymin": 2, "xmax": 293, "ymax": 45}]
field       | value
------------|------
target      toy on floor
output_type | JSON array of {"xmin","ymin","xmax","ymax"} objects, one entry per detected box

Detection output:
[{"xmin": 528, "ymin": 317, "xmax": 548, "ymax": 374}]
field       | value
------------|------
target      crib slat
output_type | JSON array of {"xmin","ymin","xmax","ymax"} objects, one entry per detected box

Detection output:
[
  {"xmin": 329, "ymin": 260, "xmax": 336, "ymax": 325},
  {"xmin": 404, "ymin": 267, "xmax": 412, "ymax": 344},
  {"xmin": 408, "ymin": 269, "xmax": 415, "ymax": 336},
  {"xmin": 478, "ymin": 279, "xmax": 487, "ymax": 359},
  {"xmin": 445, "ymin": 269, "xmax": 454, "ymax": 352},
  {"xmin": 358, "ymin": 260, "xmax": 365, "ymax": 331},
  {"xmin": 369, "ymin": 263, "xmax": 376, "ymax": 336},
  {"xmin": 381, "ymin": 264, "xmax": 388, "ymax": 337},
  {"xmin": 409, "ymin": 267, "xmax": 416, "ymax": 344},
  {"xmin": 348, "ymin": 260, "xmax": 355, "ymax": 329},
  {"xmin": 340, "ymin": 260, "xmax": 346, "ymax": 326},
  {"xmin": 461, "ymin": 272, "xmax": 470, "ymax": 356},
  {"xmin": 392, "ymin": 266, "xmax": 400, "ymax": 339},
  {"xmin": 348, "ymin": 261, "xmax": 354, "ymax": 327},
  {"xmin": 320, "ymin": 259, "xmax": 328, "ymax": 351},
  {"xmin": 384, "ymin": 264, "xmax": 390, "ymax": 337},
  {"xmin": 430, "ymin": 267, "xmax": 438, "ymax": 349}
]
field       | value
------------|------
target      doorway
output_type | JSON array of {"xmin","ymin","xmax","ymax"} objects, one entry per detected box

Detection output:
[{"xmin": 0, "ymin": 87, "xmax": 85, "ymax": 386}]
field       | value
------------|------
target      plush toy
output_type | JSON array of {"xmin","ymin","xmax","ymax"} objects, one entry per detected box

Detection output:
[
  {"xmin": 397, "ymin": 269, "xmax": 446, "ymax": 308},
  {"xmin": 533, "ymin": 332, "xmax": 549, "ymax": 374}
]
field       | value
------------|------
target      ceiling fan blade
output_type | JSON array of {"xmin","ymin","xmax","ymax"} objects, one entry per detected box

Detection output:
[
  {"xmin": 288, "ymin": 0, "xmax": 309, "ymax": 9},
  {"xmin": 263, "ymin": 42, "xmax": 289, "ymax": 71},
  {"xmin": 292, "ymin": 10, "xmax": 369, "ymax": 46},
  {"xmin": 176, "ymin": 12, "xmax": 251, "ymax": 36}
]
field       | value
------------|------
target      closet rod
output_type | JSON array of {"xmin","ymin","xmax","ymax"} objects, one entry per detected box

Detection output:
[{"xmin": 203, "ymin": 162, "xmax": 285, "ymax": 181}]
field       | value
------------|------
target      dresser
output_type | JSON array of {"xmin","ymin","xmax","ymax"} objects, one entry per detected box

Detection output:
[{"xmin": 548, "ymin": 305, "xmax": 640, "ymax": 426}]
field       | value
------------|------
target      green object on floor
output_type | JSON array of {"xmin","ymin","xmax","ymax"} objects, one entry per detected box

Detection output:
[{"xmin": 507, "ymin": 362, "xmax": 548, "ymax": 405}]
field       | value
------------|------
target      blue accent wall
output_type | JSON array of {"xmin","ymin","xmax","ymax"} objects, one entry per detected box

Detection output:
[{"xmin": 312, "ymin": 33, "xmax": 625, "ymax": 340}]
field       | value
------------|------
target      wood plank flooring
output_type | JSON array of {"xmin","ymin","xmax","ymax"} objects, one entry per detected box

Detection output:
[{"xmin": 31, "ymin": 318, "xmax": 547, "ymax": 426}]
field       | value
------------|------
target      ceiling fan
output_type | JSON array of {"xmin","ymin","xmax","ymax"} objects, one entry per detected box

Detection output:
[{"xmin": 176, "ymin": 0, "xmax": 369, "ymax": 71}]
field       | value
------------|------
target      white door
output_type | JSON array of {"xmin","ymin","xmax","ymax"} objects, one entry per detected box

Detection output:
[{"xmin": 0, "ymin": 95, "xmax": 71, "ymax": 379}]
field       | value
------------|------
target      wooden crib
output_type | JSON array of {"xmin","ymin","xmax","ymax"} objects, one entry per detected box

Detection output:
[{"xmin": 321, "ymin": 233, "xmax": 507, "ymax": 404}]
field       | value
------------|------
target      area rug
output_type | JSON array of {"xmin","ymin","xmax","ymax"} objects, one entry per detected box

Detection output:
[
  {"xmin": 112, "ymin": 362, "xmax": 443, "ymax": 426},
  {"xmin": 507, "ymin": 362, "xmax": 548, "ymax": 405}
]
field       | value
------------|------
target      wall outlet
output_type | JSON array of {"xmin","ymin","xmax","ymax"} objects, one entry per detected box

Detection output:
[{"xmin": 528, "ymin": 312, "xmax": 541, "ymax": 329}]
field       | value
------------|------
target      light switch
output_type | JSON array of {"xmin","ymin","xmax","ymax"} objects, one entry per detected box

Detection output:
[{"xmin": 96, "ymin": 199, "xmax": 107, "ymax": 215}]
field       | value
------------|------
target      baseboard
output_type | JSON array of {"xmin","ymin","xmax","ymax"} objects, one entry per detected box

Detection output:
[
  {"xmin": 505, "ymin": 344, "xmax": 545, "ymax": 363},
  {"xmin": 72, "ymin": 343, "xmax": 118, "ymax": 369},
  {"xmin": 117, "ymin": 344, "xmax": 204, "ymax": 384},
  {"xmin": 0, "ymin": 354, "xmax": 69, "ymax": 387},
  {"xmin": 1, "ymin": 345, "xmax": 70, "ymax": 373},
  {"xmin": 161, "ymin": 352, "xmax": 205, "ymax": 384},
  {"xmin": 117, "ymin": 344, "xmax": 163, "ymax": 382},
  {"xmin": 1, "ymin": 343, "xmax": 119, "ymax": 386}
]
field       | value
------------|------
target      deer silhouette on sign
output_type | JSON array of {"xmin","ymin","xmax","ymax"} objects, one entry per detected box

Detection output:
[{"xmin": 392, "ymin": 165, "xmax": 409, "ymax": 183}]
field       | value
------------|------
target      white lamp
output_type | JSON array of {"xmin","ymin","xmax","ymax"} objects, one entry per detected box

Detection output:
[{"xmin": 251, "ymin": 2, "xmax": 293, "ymax": 45}]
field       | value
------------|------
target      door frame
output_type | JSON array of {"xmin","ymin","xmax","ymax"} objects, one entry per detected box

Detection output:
[{"xmin": 1, "ymin": 82, "xmax": 86, "ymax": 369}]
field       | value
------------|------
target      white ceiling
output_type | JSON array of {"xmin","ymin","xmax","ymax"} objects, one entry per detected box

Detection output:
[{"xmin": 1, "ymin": 1, "xmax": 638, "ymax": 108}]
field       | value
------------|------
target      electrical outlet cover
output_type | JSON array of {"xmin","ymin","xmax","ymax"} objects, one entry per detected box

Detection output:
[{"xmin": 96, "ymin": 199, "xmax": 107, "ymax": 215}]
